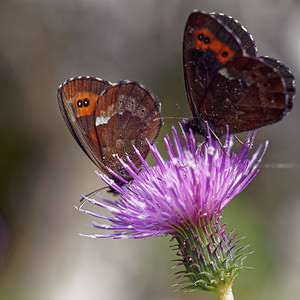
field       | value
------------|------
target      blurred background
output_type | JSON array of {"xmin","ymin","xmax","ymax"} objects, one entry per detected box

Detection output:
[{"xmin": 0, "ymin": 0, "xmax": 299, "ymax": 299}]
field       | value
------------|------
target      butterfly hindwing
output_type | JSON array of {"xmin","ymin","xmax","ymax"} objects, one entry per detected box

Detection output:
[
  {"xmin": 94, "ymin": 81, "xmax": 162, "ymax": 180},
  {"xmin": 201, "ymin": 56, "xmax": 295, "ymax": 134}
]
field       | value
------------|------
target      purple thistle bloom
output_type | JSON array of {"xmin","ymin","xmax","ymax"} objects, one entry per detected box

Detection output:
[{"xmin": 77, "ymin": 124, "xmax": 268, "ymax": 240}]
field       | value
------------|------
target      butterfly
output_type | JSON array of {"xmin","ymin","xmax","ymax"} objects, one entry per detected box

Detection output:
[
  {"xmin": 181, "ymin": 10, "xmax": 295, "ymax": 138},
  {"xmin": 57, "ymin": 76, "xmax": 162, "ymax": 185}
]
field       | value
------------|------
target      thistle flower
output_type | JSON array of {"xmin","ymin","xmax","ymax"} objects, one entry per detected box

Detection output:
[{"xmin": 77, "ymin": 124, "xmax": 268, "ymax": 299}]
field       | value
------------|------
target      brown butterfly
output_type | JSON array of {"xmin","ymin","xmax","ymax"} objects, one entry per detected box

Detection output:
[
  {"xmin": 57, "ymin": 76, "xmax": 162, "ymax": 185},
  {"xmin": 182, "ymin": 10, "xmax": 296, "ymax": 138}
]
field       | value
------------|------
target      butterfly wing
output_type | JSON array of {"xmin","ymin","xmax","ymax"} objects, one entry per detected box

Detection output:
[
  {"xmin": 183, "ymin": 11, "xmax": 249, "ymax": 117},
  {"xmin": 58, "ymin": 76, "xmax": 115, "ymax": 176},
  {"xmin": 58, "ymin": 77, "xmax": 162, "ymax": 182},
  {"xmin": 201, "ymin": 56, "xmax": 295, "ymax": 135},
  {"xmin": 259, "ymin": 56, "xmax": 295, "ymax": 106},
  {"xmin": 94, "ymin": 81, "xmax": 162, "ymax": 180},
  {"xmin": 213, "ymin": 12, "xmax": 257, "ymax": 56}
]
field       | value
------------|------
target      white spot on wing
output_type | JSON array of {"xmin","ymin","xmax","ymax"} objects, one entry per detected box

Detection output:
[
  {"xmin": 95, "ymin": 111, "xmax": 123, "ymax": 126},
  {"xmin": 95, "ymin": 116, "xmax": 111, "ymax": 126},
  {"xmin": 218, "ymin": 68, "xmax": 235, "ymax": 80}
]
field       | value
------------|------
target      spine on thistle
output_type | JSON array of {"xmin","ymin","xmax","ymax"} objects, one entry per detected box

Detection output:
[{"xmin": 172, "ymin": 216, "xmax": 251, "ymax": 295}]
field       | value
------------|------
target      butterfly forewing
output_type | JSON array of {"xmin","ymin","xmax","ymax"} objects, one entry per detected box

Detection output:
[
  {"xmin": 183, "ymin": 11, "xmax": 246, "ymax": 117},
  {"xmin": 58, "ymin": 77, "xmax": 112, "ymax": 171},
  {"xmin": 212, "ymin": 13, "xmax": 257, "ymax": 56},
  {"xmin": 95, "ymin": 81, "xmax": 162, "ymax": 180}
]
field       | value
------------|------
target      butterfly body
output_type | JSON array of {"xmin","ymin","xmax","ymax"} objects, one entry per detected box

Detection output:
[
  {"xmin": 58, "ymin": 76, "xmax": 162, "ymax": 184},
  {"xmin": 182, "ymin": 10, "xmax": 295, "ymax": 138}
]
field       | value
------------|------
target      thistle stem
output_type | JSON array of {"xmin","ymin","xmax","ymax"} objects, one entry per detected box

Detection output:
[{"xmin": 217, "ymin": 285, "xmax": 234, "ymax": 300}]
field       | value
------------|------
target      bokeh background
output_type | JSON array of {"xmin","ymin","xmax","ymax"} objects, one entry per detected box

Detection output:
[{"xmin": 0, "ymin": 0, "xmax": 299, "ymax": 299}]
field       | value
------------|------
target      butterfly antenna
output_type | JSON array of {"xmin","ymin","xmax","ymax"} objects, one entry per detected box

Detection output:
[
  {"xmin": 153, "ymin": 116, "xmax": 183, "ymax": 122},
  {"xmin": 153, "ymin": 103, "xmax": 189, "ymax": 122},
  {"xmin": 175, "ymin": 103, "xmax": 188, "ymax": 117}
]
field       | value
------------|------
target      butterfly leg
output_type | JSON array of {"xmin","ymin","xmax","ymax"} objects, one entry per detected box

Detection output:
[
  {"xmin": 208, "ymin": 127, "xmax": 226, "ymax": 149},
  {"xmin": 233, "ymin": 135, "xmax": 246, "ymax": 145},
  {"xmin": 196, "ymin": 139, "xmax": 207, "ymax": 155}
]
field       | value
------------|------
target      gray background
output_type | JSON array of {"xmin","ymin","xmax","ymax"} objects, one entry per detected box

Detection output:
[{"xmin": 0, "ymin": 0, "xmax": 299, "ymax": 299}]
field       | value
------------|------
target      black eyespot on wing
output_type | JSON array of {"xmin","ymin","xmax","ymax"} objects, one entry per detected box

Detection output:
[
  {"xmin": 83, "ymin": 98, "xmax": 90, "ymax": 107},
  {"xmin": 204, "ymin": 37, "xmax": 210, "ymax": 44},
  {"xmin": 77, "ymin": 99, "xmax": 83, "ymax": 107}
]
